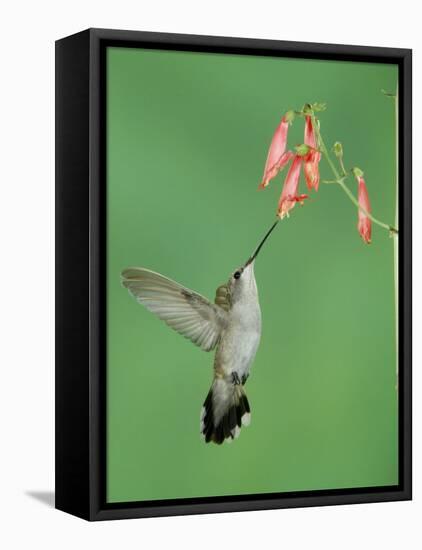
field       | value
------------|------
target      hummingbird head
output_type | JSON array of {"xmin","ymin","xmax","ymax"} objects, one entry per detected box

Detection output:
[
  {"xmin": 228, "ymin": 220, "xmax": 279, "ymax": 304},
  {"xmin": 228, "ymin": 261, "xmax": 257, "ymax": 303}
]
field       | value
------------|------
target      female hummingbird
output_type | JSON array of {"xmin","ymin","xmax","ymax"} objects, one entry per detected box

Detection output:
[{"xmin": 121, "ymin": 221, "xmax": 278, "ymax": 445}]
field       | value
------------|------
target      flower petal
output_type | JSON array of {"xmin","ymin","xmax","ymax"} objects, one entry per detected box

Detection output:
[
  {"xmin": 304, "ymin": 149, "xmax": 321, "ymax": 191},
  {"xmin": 277, "ymin": 155, "xmax": 304, "ymax": 218},
  {"xmin": 278, "ymin": 150, "xmax": 295, "ymax": 171},
  {"xmin": 258, "ymin": 151, "xmax": 295, "ymax": 190},
  {"xmin": 304, "ymin": 116, "xmax": 317, "ymax": 149},
  {"xmin": 259, "ymin": 116, "xmax": 289, "ymax": 189}
]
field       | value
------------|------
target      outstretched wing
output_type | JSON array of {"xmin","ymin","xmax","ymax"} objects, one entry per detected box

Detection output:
[{"xmin": 121, "ymin": 268, "xmax": 228, "ymax": 352}]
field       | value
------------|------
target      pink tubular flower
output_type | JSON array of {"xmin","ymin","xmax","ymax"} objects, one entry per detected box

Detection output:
[
  {"xmin": 277, "ymin": 155, "xmax": 308, "ymax": 218},
  {"xmin": 259, "ymin": 115, "xmax": 291, "ymax": 189},
  {"xmin": 303, "ymin": 116, "xmax": 321, "ymax": 191},
  {"xmin": 303, "ymin": 149, "xmax": 321, "ymax": 191},
  {"xmin": 357, "ymin": 175, "xmax": 372, "ymax": 244},
  {"xmin": 304, "ymin": 115, "xmax": 316, "ymax": 148}
]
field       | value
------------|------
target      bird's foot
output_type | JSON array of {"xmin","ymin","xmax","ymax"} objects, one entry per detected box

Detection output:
[{"xmin": 231, "ymin": 372, "xmax": 241, "ymax": 385}]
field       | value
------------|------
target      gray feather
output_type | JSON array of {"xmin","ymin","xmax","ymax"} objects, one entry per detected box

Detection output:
[{"xmin": 121, "ymin": 268, "xmax": 228, "ymax": 352}]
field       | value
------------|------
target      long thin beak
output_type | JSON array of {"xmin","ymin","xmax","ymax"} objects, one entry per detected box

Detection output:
[{"xmin": 244, "ymin": 219, "xmax": 279, "ymax": 266}]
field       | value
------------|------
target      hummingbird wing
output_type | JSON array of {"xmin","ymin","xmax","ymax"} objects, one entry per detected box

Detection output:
[{"xmin": 121, "ymin": 268, "xmax": 228, "ymax": 352}]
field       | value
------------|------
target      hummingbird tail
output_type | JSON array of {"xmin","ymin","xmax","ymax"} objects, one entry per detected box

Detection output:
[{"xmin": 200, "ymin": 378, "xmax": 251, "ymax": 445}]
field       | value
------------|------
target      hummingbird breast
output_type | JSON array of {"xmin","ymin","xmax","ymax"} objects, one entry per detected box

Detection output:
[{"xmin": 214, "ymin": 298, "xmax": 262, "ymax": 381}]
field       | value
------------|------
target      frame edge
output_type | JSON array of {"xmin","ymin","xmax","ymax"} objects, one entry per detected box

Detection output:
[{"xmin": 55, "ymin": 29, "xmax": 92, "ymax": 521}]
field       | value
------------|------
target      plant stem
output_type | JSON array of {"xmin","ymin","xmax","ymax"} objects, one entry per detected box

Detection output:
[
  {"xmin": 311, "ymin": 115, "xmax": 398, "ymax": 235},
  {"xmin": 338, "ymin": 156, "xmax": 348, "ymax": 177}
]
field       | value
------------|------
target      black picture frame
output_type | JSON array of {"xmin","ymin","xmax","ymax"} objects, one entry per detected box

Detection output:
[{"xmin": 55, "ymin": 28, "xmax": 412, "ymax": 521}]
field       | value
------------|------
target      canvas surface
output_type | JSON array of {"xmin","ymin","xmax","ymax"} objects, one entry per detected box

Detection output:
[{"xmin": 106, "ymin": 46, "xmax": 398, "ymax": 502}]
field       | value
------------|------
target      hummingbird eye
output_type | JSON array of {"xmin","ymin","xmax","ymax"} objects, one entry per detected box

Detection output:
[{"xmin": 233, "ymin": 271, "xmax": 241, "ymax": 280}]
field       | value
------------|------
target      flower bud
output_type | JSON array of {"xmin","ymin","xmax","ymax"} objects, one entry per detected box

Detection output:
[
  {"xmin": 352, "ymin": 167, "xmax": 364, "ymax": 178},
  {"xmin": 294, "ymin": 143, "xmax": 311, "ymax": 157},
  {"xmin": 333, "ymin": 142, "xmax": 343, "ymax": 158},
  {"xmin": 302, "ymin": 103, "xmax": 313, "ymax": 116},
  {"xmin": 284, "ymin": 110, "xmax": 295, "ymax": 124}
]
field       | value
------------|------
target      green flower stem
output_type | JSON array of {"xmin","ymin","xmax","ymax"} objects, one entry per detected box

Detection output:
[
  {"xmin": 311, "ymin": 115, "xmax": 398, "ymax": 235},
  {"xmin": 338, "ymin": 156, "xmax": 348, "ymax": 177}
]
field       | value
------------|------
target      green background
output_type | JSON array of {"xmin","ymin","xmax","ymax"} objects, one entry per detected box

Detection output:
[{"xmin": 106, "ymin": 47, "xmax": 398, "ymax": 503}]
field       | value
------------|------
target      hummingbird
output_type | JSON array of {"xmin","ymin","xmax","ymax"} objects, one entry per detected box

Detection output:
[{"xmin": 121, "ymin": 220, "xmax": 279, "ymax": 445}]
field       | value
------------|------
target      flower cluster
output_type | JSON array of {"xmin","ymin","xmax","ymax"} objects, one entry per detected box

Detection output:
[
  {"xmin": 258, "ymin": 108, "xmax": 374, "ymax": 243},
  {"xmin": 258, "ymin": 112, "xmax": 321, "ymax": 219}
]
